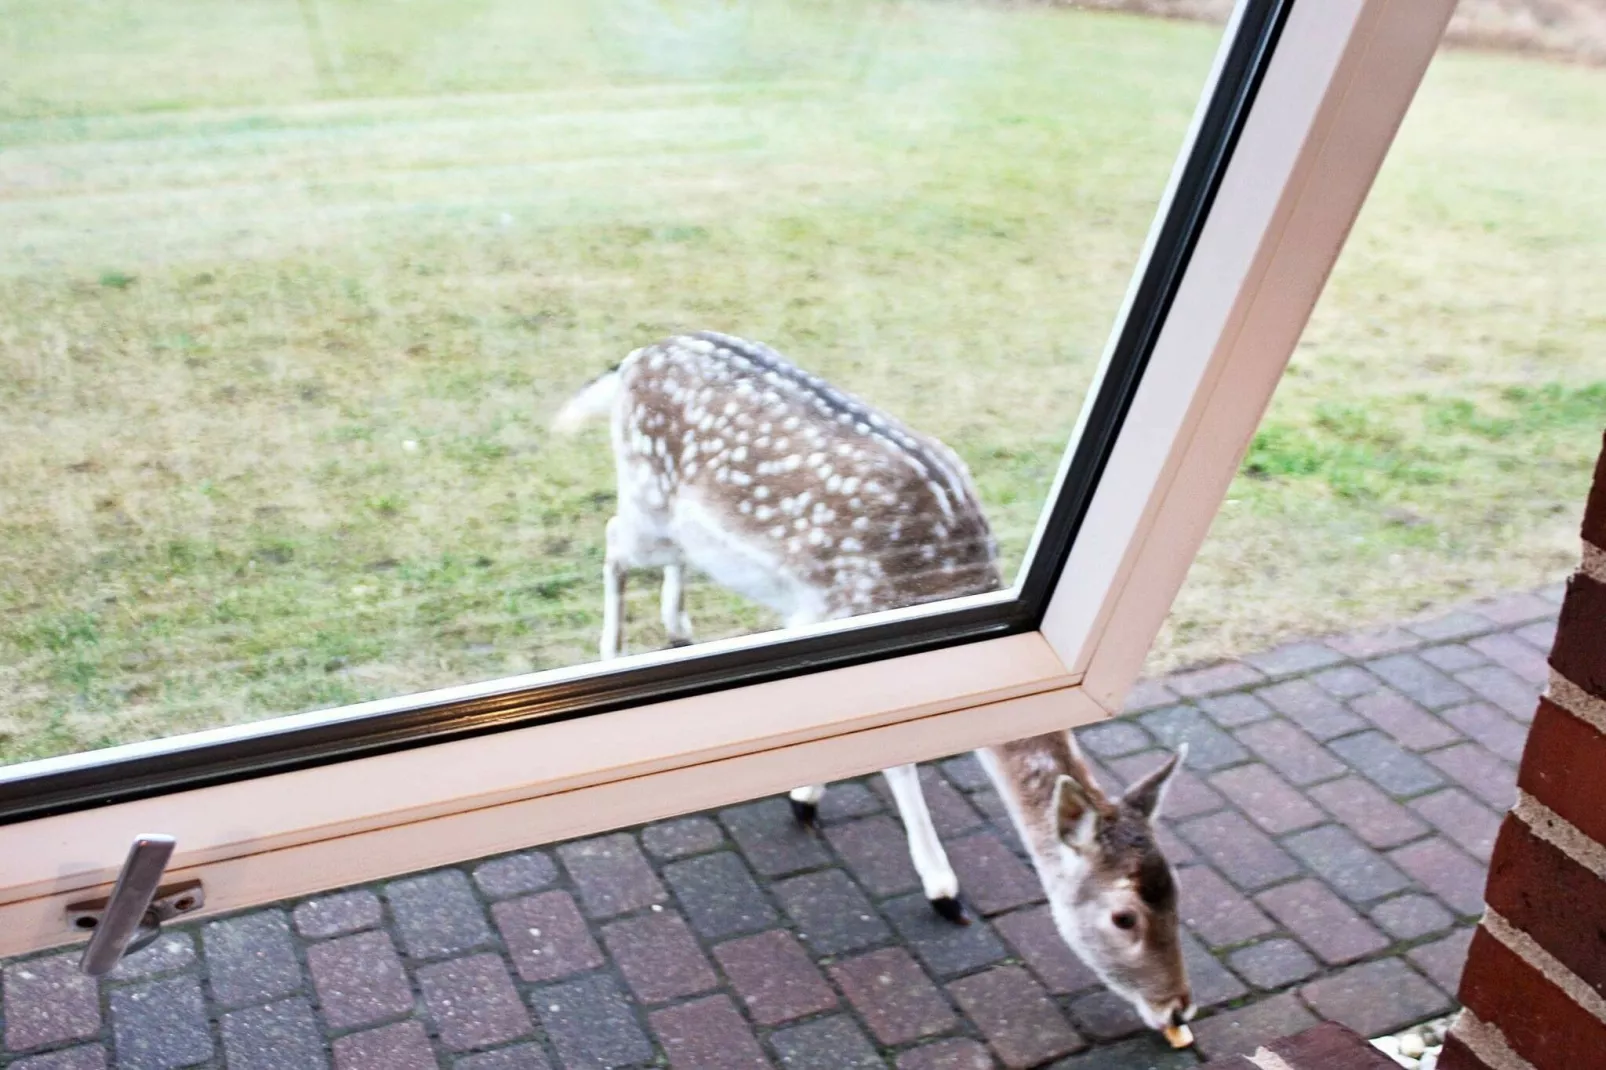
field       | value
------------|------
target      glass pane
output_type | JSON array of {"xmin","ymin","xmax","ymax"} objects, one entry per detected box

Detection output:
[
  {"xmin": 1154, "ymin": 35, "xmax": 1606, "ymax": 673},
  {"xmin": 0, "ymin": 0, "xmax": 1226, "ymax": 766}
]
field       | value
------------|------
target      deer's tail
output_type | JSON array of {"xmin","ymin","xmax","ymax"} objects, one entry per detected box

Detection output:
[{"xmin": 552, "ymin": 365, "xmax": 621, "ymax": 435}]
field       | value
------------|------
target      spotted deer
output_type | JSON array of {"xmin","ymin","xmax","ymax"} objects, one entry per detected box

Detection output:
[{"xmin": 555, "ymin": 331, "xmax": 1195, "ymax": 1041}]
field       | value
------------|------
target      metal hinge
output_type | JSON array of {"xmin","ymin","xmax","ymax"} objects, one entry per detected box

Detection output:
[{"xmin": 66, "ymin": 835, "xmax": 205, "ymax": 977}]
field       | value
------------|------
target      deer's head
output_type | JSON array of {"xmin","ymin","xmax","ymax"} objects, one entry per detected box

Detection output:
[{"xmin": 1042, "ymin": 749, "xmax": 1193, "ymax": 1032}]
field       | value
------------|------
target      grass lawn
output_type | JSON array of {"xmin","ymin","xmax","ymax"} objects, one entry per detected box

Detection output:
[{"xmin": 0, "ymin": 0, "xmax": 1601, "ymax": 765}]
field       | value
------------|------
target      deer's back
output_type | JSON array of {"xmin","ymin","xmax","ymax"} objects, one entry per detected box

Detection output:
[{"xmin": 615, "ymin": 332, "xmax": 1001, "ymax": 618}]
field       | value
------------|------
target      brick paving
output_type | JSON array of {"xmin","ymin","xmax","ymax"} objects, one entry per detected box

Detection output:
[{"xmin": 0, "ymin": 588, "xmax": 1561, "ymax": 1068}]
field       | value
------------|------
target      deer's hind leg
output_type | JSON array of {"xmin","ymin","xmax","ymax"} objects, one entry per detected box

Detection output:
[
  {"xmin": 884, "ymin": 764, "xmax": 967, "ymax": 924},
  {"xmin": 602, "ymin": 512, "xmax": 679, "ymax": 660},
  {"xmin": 660, "ymin": 563, "xmax": 694, "ymax": 648}
]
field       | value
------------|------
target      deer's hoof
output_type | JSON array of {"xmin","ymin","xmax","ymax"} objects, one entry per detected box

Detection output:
[
  {"xmin": 788, "ymin": 797, "xmax": 820, "ymax": 829},
  {"xmin": 667, "ymin": 637, "xmax": 694, "ymax": 648},
  {"xmin": 930, "ymin": 896, "xmax": 970, "ymax": 926}
]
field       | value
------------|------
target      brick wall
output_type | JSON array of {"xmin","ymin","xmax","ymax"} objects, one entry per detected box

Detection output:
[{"xmin": 1440, "ymin": 432, "xmax": 1606, "ymax": 1070}]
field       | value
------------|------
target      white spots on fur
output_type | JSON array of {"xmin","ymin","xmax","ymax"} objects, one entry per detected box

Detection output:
[
  {"xmin": 731, "ymin": 446, "xmax": 748, "ymax": 462},
  {"xmin": 755, "ymin": 505, "xmax": 774, "ymax": 521},
  {"xmin": 753, "ymin": 487, "xmax": 770, "ymax": 500},
  {"xmin": 841, "ymin": 477, "xmax": 860, "ymax": 495},
  {"xmin": 770, "ymin": 525, "xmax": 786, "ymax": 538},
  {"xmin": 841, "ymin": 536, "xmax": 863, "ymax": 553},
  {"xmin": 852, "ymin": 516, "xmax": 869, "ymax": 532},
  {"xmin": 738, "ymin": 500, "xmax": 753, "ymax": 515}
]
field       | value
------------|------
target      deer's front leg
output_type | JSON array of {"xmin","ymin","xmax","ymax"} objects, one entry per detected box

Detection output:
[
  {"xmin": 884, "ymin": 764, "xmax": 966, "ymax": 924},
  {"xmin": 601, "ymin": 516, "xmax": 629, "ymax": 660}
]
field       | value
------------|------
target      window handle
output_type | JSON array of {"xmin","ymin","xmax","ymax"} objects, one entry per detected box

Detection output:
[{"xmin": 68, "ymin": 835, "xmax": 204, "ymax": 977}]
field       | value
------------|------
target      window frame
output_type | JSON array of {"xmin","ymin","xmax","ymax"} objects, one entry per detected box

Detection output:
[{"xmin": 0, "ymin": 0, "xmax": 1457, "ymax": 957}]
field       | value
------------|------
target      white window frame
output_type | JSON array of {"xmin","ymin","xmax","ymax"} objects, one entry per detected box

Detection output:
[{"xmin": 0, "ymin": 0, "xmax": 1456, "ymax": 957}]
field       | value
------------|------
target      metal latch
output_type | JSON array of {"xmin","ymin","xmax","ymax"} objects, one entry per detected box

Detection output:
[{"xmin": 67, "ymin": 835, "xmax": 205, "ymax": 977}]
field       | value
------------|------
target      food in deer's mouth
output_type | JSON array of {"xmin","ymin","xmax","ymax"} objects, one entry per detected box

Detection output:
[{"xmin": 1162, "ymin": 1024, "xmax": 1194, "ymax": 1049}]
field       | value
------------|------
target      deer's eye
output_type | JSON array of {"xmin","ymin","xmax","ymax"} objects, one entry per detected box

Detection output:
[{"xmin": 1111, "ymin": 911, "xmax": 1138, "ymax": 931}]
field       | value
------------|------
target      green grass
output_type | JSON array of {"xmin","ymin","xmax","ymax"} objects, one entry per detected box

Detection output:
[{"xmin": 0, "ymin": 0, "xmax": 1602, "ymax": 764}]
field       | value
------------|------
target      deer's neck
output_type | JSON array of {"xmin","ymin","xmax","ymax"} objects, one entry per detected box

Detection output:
[{"xmin": 977, "ymin": 733, "xmax": 1096, "ymax": 883}]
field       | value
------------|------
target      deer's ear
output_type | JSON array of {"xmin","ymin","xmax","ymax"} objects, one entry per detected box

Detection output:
[
  {"xmin": 1053, "ymin": 773, "xmax": 1101, "ymax": 849},
  {"xmin": 1121, "ymin": 744, "xmax": 1188, "ymax": 820}
]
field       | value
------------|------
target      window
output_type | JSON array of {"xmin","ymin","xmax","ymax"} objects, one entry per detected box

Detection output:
[{"xmin": 0, "ymin": 0, "xmax": 1458, "ymax": 957}]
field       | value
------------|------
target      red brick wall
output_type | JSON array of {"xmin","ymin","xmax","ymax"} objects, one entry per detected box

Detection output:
[{"xmin": 1441, "ymin": 430, "xmax": 1606, "ymax": 1070}]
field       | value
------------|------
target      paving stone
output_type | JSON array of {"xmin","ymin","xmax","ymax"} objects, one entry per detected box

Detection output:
[
  {"xmin": 1254, "ymin": 880, "xmax": 1387, "ymax": 965},
  {"xmin": 883, "ymin": 892, "xmax": 1008, "ymax": 977},
  {"xmin": 1370, "ymin": 894, "xmax": 1456, "ymax": 941},
  {"xmin": 1137, "ymin": 707, "xmax": 1248, "ymax": 771},
  {"xmin": 1325, "ymin": 628, "xmax": 1420, "ymax": 660},
  {"xmin": 1423, "ymin": 742, "xmax": 1516, "ymax": 809},
  {"xmin": 1329, "ymin": 732, "xmax": 1445, "ymax": 796},
  {"xmin": 817, "ymin": 781, "xmax": 884, "ymax": 823},
  {"xmin": 947, "ymin": 831, "xmax": 1042, "ymax": 915},
  {"xmin": 768, "ymin": 1015, "xmax": 883, "ymax": 1069},
  {"xmin": 830, "ymin": 948, "xmax": 957, "ymax": 1046},
  {"xmin": 1409, "ymin": 611, "xmax": 1494, "ymax": 643},
  {"xmin": 1066, "ymin": 988, "xmax": 1145, "ymax": 1041},
  {"xmin": 557, "ymin": 833, "xmax": 667, "ymax": 918},
  {"xmin": 1078, "ymin": 720, "xmax": 1155, "ymax": 757},
  {"xmin": 950, "ymin": 965, "xmax": 1084, "ymax": 1067},
  {"xmin": 600, "ymin": 911, "xmax": 718, "ymax": 1004},
  {"xmin": 1439, "ymin": 702, "xmax": 1529, "ymax": 763},
  {"xmin": 666, "ymin": 852, "xmax": 779, "ymax": 940},
  {"xmin": 714, "ymin": 929, "xmax": 837, "ymax": 1025},
  {"xmin": 773, "ymin": 868, "xmax": 887, "ymax": 955},
  {"xmin": 1419, "ymin": 644, "xmax": 1488, "ymax": 673},
  {"xmin": 473, "ymin": 851, "xmax": 559, "ymax": 899},
  {"xmin": 1364, "ymin": 655, "xmax": 1472, "ymax": 710},
  {"xmin": 1245, "ymin": 641, "xmax": 1347, "ymax": 677},
  {"xmin": 1176, "ymin": 811, "xmax": 1300, "ymax": 891},
  {"xmin": 641, "ymin": 816, "xmax": 725, "ymax": 859},
  {"xmin": 941, "ymin": 753, "xmax": 992, "ymax": 792},
  {"xmin": 1048, "ymin": 1036, "xmax": 1202, "ymax": 1068},
  {"xmin": 1178, "ymin": 929, "xmax": 1248, "ymax": 1008},
  {"xmin": 825, "ymin": 815, "xmax": 921, "ymax": 896},
  {"xmin": 896, "ymin": 1037, "xmax": 998, "ymax": 1070},
  {"xmin": 454, "ymin": 1043, "xmax": 552, "ymax": 1070},
  {"xmin": 1175, "ymin": 865, "xmax": 1276, "ymax": 949},
  {"xmin": 1311, "ymin": 665, "xmax": 1384, "ymax": 699},
  {"xmin": 10, "ymin": 1047, "xmax": 109, "ymax": 1070},
  {"xmin": 1227, "ymin": 939, "xmax": 1320, "ymax": 990},
  {"xmin": 916, "ymin": 765, "xmax": 989, "ymax": 837},
  {"xmin": 386, "ymin": 869, "xmax": 492, "ymax": 959},
  {"xmin": 1472, "ymin": 591, "xmax": 1555, "ymax": 625},
  {"xmin": 221, "ymin": 997, "xmax": 329, "ymax": 1070},
  {"xmin": 1234, "ymin": 721, "xmax": 1343, "ymax": 787},
  {"xmin": 1515, "ymin": 618, "xmax": 1558, "ymax": 650},
  {"xmin": 1189, "ymin": 994, "xmax": 1319, "ymax": 1061},
  {"xmin": 1197, "ymin": 692, "xmax": 1276, "ymax": 729},
  {"xmin": 1389, "ymin": 838, "xmax": 1488, "ymax": 917},
  {"xmin": 1253, "ymin": 680, "xmax": 1364, "ymax": 740},
  {"xmin": 531, "ymin": 974, "xmax": 653, "ymax": 1070},
  {"xmin": 332, "ymin": 1021, "xmax": 438, "ymax": 1070},
  {"xmin": 720, "ymin": 797, "xmax": 832, "ymax": 877},
  {"xmin": 306, "ymin": 930, "xmax": 417, "ymax": 1029},
  {"xmin": 1299, "ymin": 958, "xmax": 1451, "ymax": 1037},
  {"xmin": 650, "ymin": 994, "xmax": 769, "ymax": 1070},
  {"xmin": 294, "ymin": 890, "xmax": 383, "ymax": 939},
  {"xmin": 1208, "ymin": 765, "xmax": 1325, "ymax": 835},
  {"xmin": 108, "ymin": 933, "xmax": 196, "ymax": 981},
  {"xmin": 1125, "ymin": 679, "xmax": 1181, "ymax": 713},
  {"xmin": 1164, "ymin": 662, "xmax": 1265, "ymax": 698},
  {"xmin": 1152, "ymin": 822, "xmax": 1199, "ymax": 866},
  {"xmin": 1407, "ymin": 927, "xmax": 1474, "ymax": 993},
  {"xmin": 1410, "ymin": 787, "xmax": 1501, "ymax": 861},
  {"xmin": 492, "ymin": 890, "xmax": 605, "ymax": 984},
  {"xmin": 1469, "ymin": 632, "xmax": 1550, "ymax": 684},
  {"xmin": 994, "ymin": 905, "xmax": 1101, "ymax": 994},
  {"xmin": 1454, "ymin": 665, "xmax": 1541, "ymax": 720},
  {"xmin": 203, "ymin": 910, "xmax": 303, "ymax": 1007},
  {"xmin": 419, "ymin": 953, "xmax": 532, "ymax": 1051},
  {"xmin": 1348, "ymin": 689, "xmax": 1461, "ymax": 750},
  {"xmin": 1306, "ymin": 777, "xmax": 1430, "ymax": 849},
  {"xmin": 109, "ymin": 975, "xmax": 214, "ymax": 1070},
  {"xmin": 1106, "ymin": 755, "xmax": 1224, "ymax": 819},
  {"xmin": 1284, "ymin": 825, "xmax": 1412, "ymax": 902}
]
